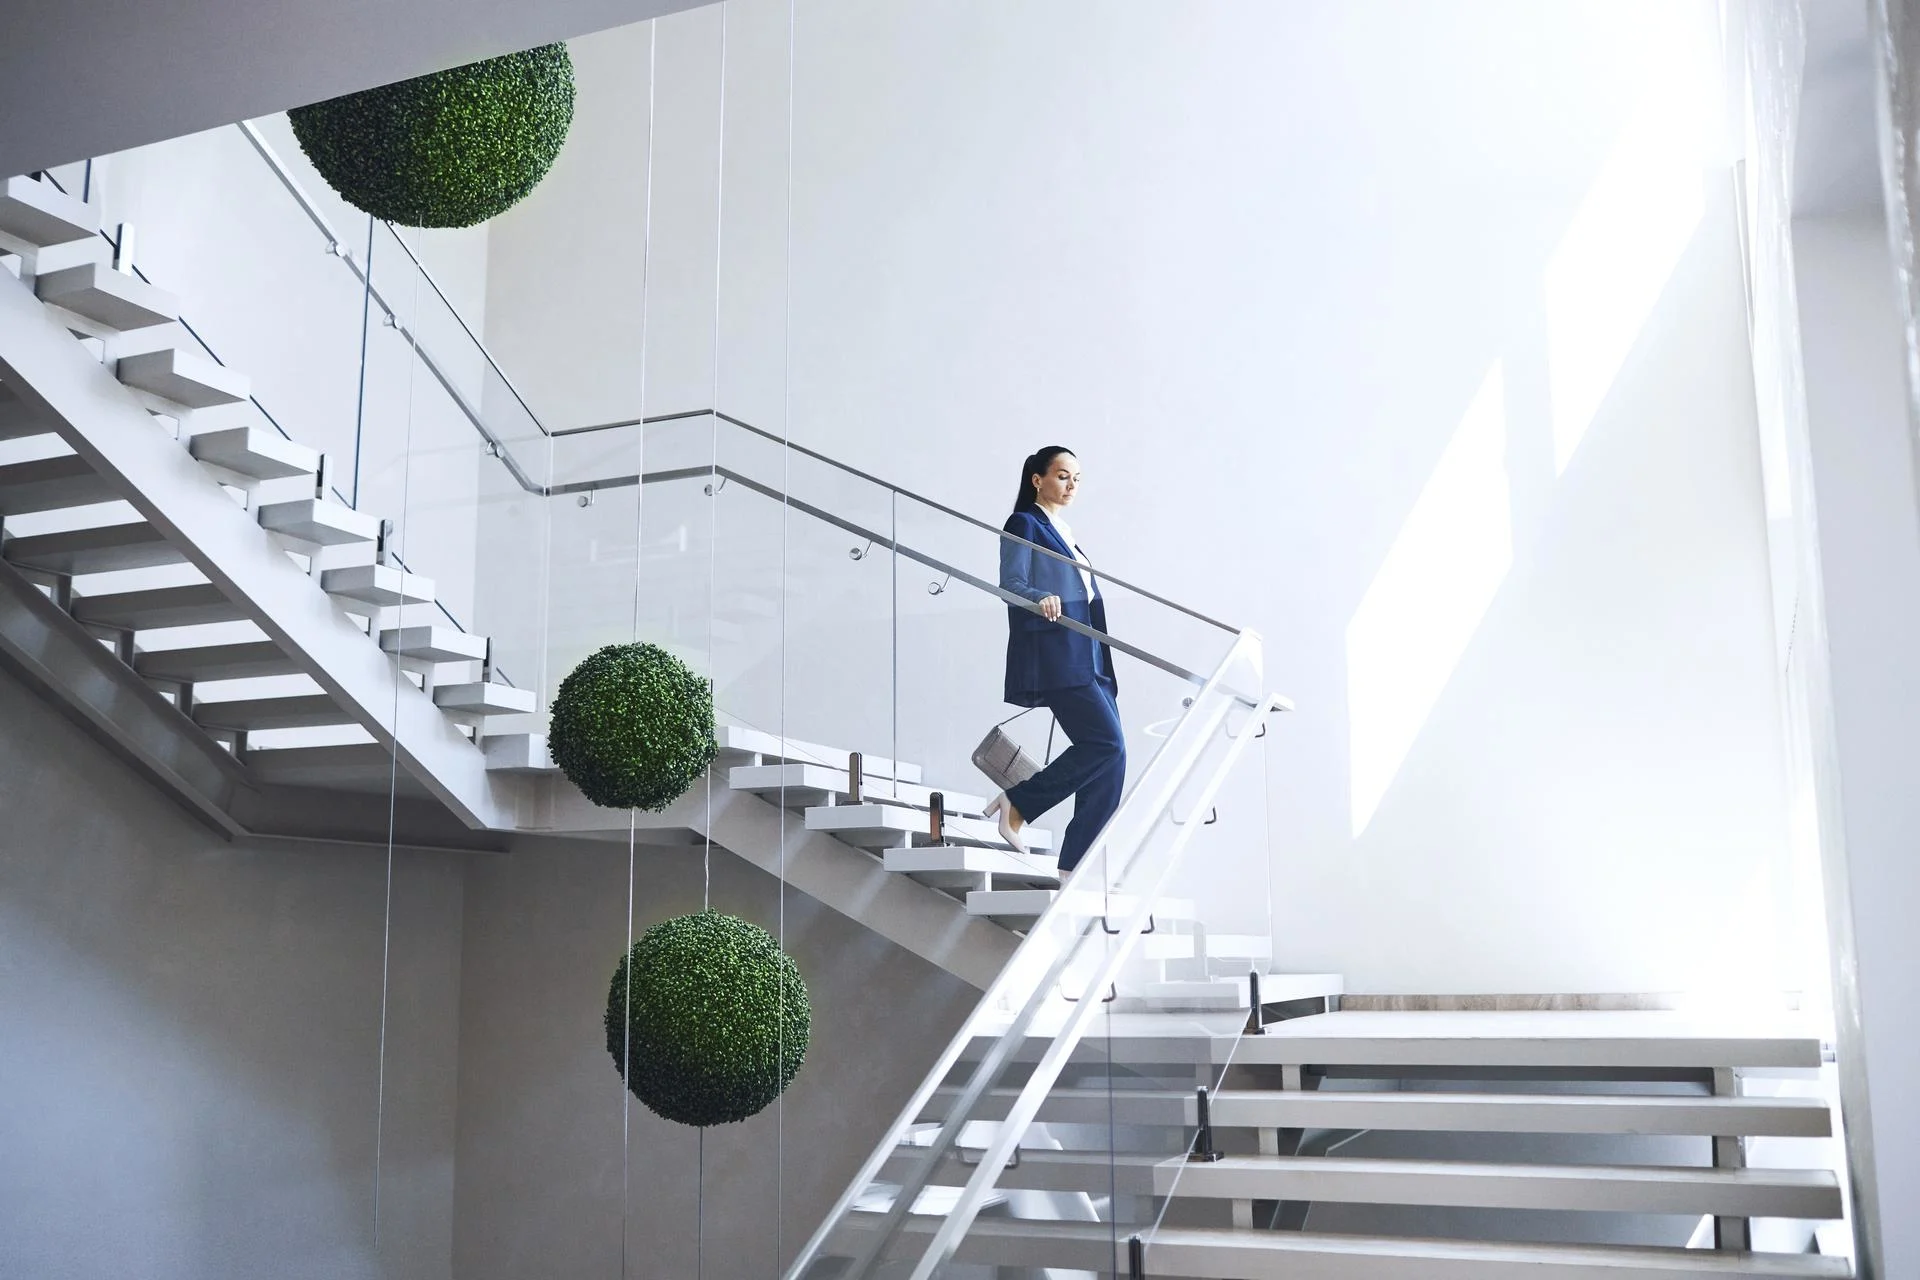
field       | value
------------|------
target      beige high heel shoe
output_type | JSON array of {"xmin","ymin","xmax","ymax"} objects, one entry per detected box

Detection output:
[{"xmin": 983, "ymin": 792, "xmax": 1028, "ymax": 854}]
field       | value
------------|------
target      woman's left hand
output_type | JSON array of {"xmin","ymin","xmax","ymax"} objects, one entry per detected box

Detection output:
[{"xmin": 1036, "ymin": 594, "xmax": 1063, "ymax": 622}]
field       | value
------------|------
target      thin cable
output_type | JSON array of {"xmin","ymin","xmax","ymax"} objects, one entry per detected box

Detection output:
[
  {"xmin": 621, "ymin": 22, "xmax": 662, "ymax": 1280},
  {"xmin": 373, "ymin": 219, "xmax": 426, "ymax": 1246},
  {"xmin": 775, "ymin": 0, "xmax": 796, "ymax": 1270},
  {"xmin": 349, "ymin": 213, "xmax": 375, "ymax": 508},
  {"xmin": 703, "ymin": 0, "xmax": 731, "ymax": 920}
]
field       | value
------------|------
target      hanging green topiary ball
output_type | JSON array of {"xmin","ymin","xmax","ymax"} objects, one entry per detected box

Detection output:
[
  {"xmin": 548, "ymin": 642, "xmax": 717, "ymax": 811},
  {"xmin": 287, "ymin": 43, "xmax": 575, "ymax": 228},
  {"xmin": 605, "ymin": 911, "xmax": 811, "ymax": 1127}
]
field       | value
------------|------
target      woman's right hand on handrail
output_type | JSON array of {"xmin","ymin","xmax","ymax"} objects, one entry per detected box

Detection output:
[{"xmin": 1036, "ymin": 594, "xmax": 1063, "ymax": 622}]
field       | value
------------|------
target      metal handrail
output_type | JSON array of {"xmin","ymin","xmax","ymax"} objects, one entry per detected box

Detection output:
[{"xmin": 233, "ymin": 120, "xmax": 1238, "ymax": 640}]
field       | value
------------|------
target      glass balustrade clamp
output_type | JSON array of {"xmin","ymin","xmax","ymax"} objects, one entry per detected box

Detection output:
[{"xmin": 1189, "ymin": 1085, "xmax": 1224, "ymax": 1162}]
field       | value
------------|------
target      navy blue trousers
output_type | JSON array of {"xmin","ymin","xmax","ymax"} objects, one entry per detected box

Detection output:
[{"xmin": 1005, "ymin": 681, "xmax": 1125, "ymax": 873}]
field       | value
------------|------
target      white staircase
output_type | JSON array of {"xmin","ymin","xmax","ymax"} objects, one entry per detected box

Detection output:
[
  {"xmin": 0, "ymin": 173, "xmax": 528, "ymax": 833},
  {"xmin": 851, "ymin": 1010, "xmax": 1846, "ymax": 1278}
]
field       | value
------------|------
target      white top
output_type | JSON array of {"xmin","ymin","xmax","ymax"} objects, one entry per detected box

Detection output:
[{"xmin": 1039, "ymin": 507, "xmax": 1096, "ymax": 600}]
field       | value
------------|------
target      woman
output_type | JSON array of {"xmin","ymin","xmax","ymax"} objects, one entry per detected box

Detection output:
[{"xmin": 983, "ymin": 446, "xmax": 1123, "ymax": 874}]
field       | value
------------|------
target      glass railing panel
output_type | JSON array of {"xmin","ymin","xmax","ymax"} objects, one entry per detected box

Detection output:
[
  {"xmin": 785, "ymin": 633, "xmax": 1276, "ymax": 1278},
  {"xmin": 86, "ymin": 122, "xmax": 375, "ymax": 473}
]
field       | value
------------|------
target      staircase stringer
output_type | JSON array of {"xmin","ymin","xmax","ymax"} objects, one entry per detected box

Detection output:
[
  {"xmin": 533, "ymin": 778, "xmax": 1019, "ymax": 989},
  {"xmin": 0, "ymin": 268, "xmax": 515, "ymax": 830}
]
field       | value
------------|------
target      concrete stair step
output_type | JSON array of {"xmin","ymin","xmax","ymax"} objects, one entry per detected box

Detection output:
[
  {"xmin": 1226, "ymin": 1012, "xmax": 1827, "ymax": 1072},
  {"xmin": 806, "ymin": 801, "xmax": 1053, "ymax": 852},
  {"xmin": 1138, "ymin": 971, "xmax": 1345, "ymax": 1008},
  {"xmin": 319, "ymin": 562, "xmax": 434, "ymax": 609},
  {"xmin": 134, "ymin": 640, "xmax": 299, "ymax": 683},
  {"xmin": 833, "ymin": 1212, "xmax": 1854, "ymax": 1278},
  {"xmin": 1148, "ymin": 1153, "xmax": 1843, "ymax": 1219},
  {"xmin": 193, "ymin": 693, "xmax": 354, "ymax": 732},
  {"xmin": 714, "ymin": 722, "xmax": 920, "ymax": 782},
  {"xmin": 0, "ymin": 453, "xmax": 117, "ymax": 515},
  {"xmin": 730, "ymin": 760, "xmax": 988, "ymax": 813},
  {"xmin": 881, "ymin": 1147, "xmax": 1840, "ymax": 1219},
  {"xmin": 918, "ymin": 1086, "xmax": 1830, "ymax": 1139},
  {"xmin": 484, "ymin": 732, "xmax": 553, "ymax": 773},
  {"xmin": 882, "ymin": 844, "xmax": 1062, "ymax": 889},
  {"xmin": 34, "ymin": 261, "xmax": 177, "ymax": 332},
  {"xmin": 187, "ymin": 425, "xmax": 319, "ymax": 481},
  {"xmin": 116, "ymin": 346, "xmax": 249, "ymax": 409},
  {"xmin": 0, "ymin": 176, "xmax": 97, "ymax": 250},
  {"xmin": 380, "ymin": 624, "xmax": 487, "ymax": 665},
  {"xmin": 1201, "ymin": 1088, "xmax": 1834, "ymax": 1137},
  {"xmin": 432, "ymin": 680, "xmax": 535, "ymax": 723},
  {"xmin": 3, "ymin": 520, "xmax": 182, "ymax": 574},
  {"xmin": 70, "ymin": 582, "xmax": 243, "ymax": 629},
  {"xmin": 965, "ymin": 888, "xmax": 1195, "ymax": 923},
  {"xmin": 256, "ymin": 497, "xmax": 379, "ymax": 546}
]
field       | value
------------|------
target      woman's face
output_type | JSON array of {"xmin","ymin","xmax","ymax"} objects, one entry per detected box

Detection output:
[{"xmin": 1032, "ymin": 453, "xmax": 1081, "ymax": 508}]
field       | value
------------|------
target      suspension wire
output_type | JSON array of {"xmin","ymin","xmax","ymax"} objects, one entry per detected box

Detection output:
[
  {"xmin": 374, "ymin": 218, "xmax": 427, "ymax": 1246},
  {"xmin": 622, "ymin": 20, "xmax": 663, "ymax": 1280},
  {"xmin": 775, "ymin": 0, "xmax": 796, "ymax": 1269},
  {"xmin": 704, "ymin": 0, "xmax": 731, "ymax": 921}
]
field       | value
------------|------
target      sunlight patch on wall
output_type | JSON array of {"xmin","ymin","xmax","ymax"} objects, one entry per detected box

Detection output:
[
  {"xmin": 1346, "ymin": 363, "xmax": 1513, "ymax": 837},
  {"xmin": 1545, "ymin": 92, "xmax": 1707, "ymax": 475}
]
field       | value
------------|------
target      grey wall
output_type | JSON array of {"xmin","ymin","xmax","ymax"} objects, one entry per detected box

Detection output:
[
  {"xmin": 0, "ymin": 666, "xmax": 465, "ymax": 1280},
  {"xmin": 0, "ymin": 659, "xmax": 976, "ymax": 1277},
  {"xmin": 451, "ymin": 834, "xmax": 977, "ymax": 1279}
]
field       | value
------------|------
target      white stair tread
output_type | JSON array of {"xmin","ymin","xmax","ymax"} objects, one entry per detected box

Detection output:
[
  {"xmin": 730, "ymin": 761, "xmax": 987, "ymax": 812},
  {"xmin": 193, "ymin": 694, "xmax": 354, "ymax": 731},
  {"xmin": 916, "ymin": 1086, "xmax": 1831, "ymax": 1138},
  {"xmin": 883, "ymin": 844, "xmax": 1061, "ymax": 885},
  {"xmin": 807, "ymin": 801, "xmax": 1055, "ymax": 851},
  {"xmin": 256, "ymin": 497, "xmax": 379, "ymax": 546},
  {"xmin": 432, "ymin": 681, "xmax": 535, "ymax": 720},
  {"xmin": 134, "ymin": 640, "xmax": 298, "ymax": 683},
  {"xmin": 715, "ymin": 723, "xmax": 921, "ymax": 782},
  {"xmin": 845, "ymin": 1212, "xmax": 1853, "ymax": 1278},
  {"xmin": 1141, "ymin": 972, "xmax": 1345, "ymax": 1005},
  {"xmin": 319, "ymin": 562, "xmax": 434, "ymax": 608},
  {"xmin": 116, "ymin": 346, "xmax": 249, "ymax": 408},
  {"xmin": 484, "ymin": 732, "xmax": 553, "ymax": 772},
  {"xmin": 965, "ymin": 888, "xmax": 1195, "ymax": 920},
  {"xmin": 0, "ymin": 453, "xmax": 118, "ymax": 515},
  {"xmin": 71, "ymin": 582, "xmax": 244, "ymax": 629},
  {"xmin": 4, "ymin": 520, "xmax": 181, "ymax": 573},
  {"xmin": 188, "ymin": 425, "xmax": 319, "ymax": 480},
  {"xmin": 1229, "ymin": 1011, "xmax": 1827, "ymax": 1071},
  {"xmin": 1149, "ymin": 1153, "xmax": 1842, "ymax": 1218},
  {"xmin": 380, "ymin": 624, "xmax": 487, "ymax": 664},
  {"xmin": 1204, "ymin": 1089, "xmax": 1834, "ymax": 1137},
  {"xmin": 0, "ymin": 176, "xmax": 97, "ymax": 248},
  {"xmin": 35, "ymin": 262, "xmax": 177, "ymax": 331}
]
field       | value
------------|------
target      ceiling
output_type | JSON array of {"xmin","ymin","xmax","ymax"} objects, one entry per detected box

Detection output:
[{"xmin": 0, "ymin": 0, "xmax": 710, "ymax": 179}]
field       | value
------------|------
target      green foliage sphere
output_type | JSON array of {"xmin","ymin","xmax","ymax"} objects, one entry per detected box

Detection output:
[
  {"xmin": 549, "ymin": 643, "xmax": 717, "ymax": 811},
  {"xmin": 605, "ymin": 912, "xmax": 811, "ymax": 1127},
  {"xmin": 288, "ymin": 43, "xmax": 575, "ymax": 228}
]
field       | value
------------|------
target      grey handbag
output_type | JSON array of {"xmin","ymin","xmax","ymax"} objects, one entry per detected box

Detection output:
[{"xmin": 972, "ymin": 710, "xmax": 1055, "ymax": 793}]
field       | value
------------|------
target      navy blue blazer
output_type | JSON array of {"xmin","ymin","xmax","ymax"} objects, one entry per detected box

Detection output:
[{"xmin": 1000, "ymin": 509, "xmax": 1117, "ymax": 706}]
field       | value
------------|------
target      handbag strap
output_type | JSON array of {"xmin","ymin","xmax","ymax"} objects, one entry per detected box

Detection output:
[
  {"xmin": 1044, "ymin": 716, "xmax": 1057, "ymax": 765},
  {"xmin": 996, "ymin": 706, "xmax": 1036, "ymax": 728}
]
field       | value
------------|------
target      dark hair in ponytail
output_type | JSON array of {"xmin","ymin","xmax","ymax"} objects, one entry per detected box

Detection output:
[{"xmin": 1013, "ymin": 446, "xmax": 1076, "ymax": 514}]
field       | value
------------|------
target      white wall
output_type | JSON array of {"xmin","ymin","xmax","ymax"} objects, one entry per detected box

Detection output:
[
  {"xmin": 480, "ymin": 0, "xmax": 1797, "ymax": 995},
  {"xmin": 58, "ymin": 117, "xmax": 494, "ymax": 632},
  {"xmin": 1793, "ymin": 211, "xmax": 1920, "ymax": 1280}
]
